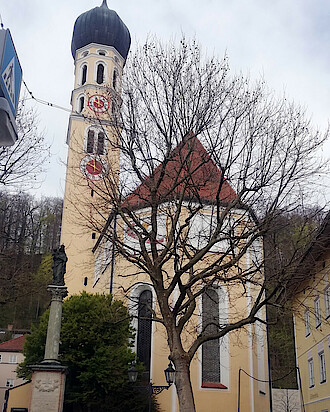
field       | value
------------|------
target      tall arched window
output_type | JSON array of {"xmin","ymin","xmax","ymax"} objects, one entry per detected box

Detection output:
[
  {"xmin": 137, "ymin": 289, "xmax": 153, "ymax": 382},
  {"xmin": 202, "ymin": 288, "xmax": 220, "ymax": 384},
  {"xmin": 96, "ymin": 63, "xmax": 105, "ymax": 84},
  {"xmin": 85, "ymin": 127, "xmax": 106, "ymax": 155},
  {"xmin": 81, "ymin": 64, "xmax": 87, "ymax": 85},
  {"xmin": 201, "ymin": 286, "xmax": 229, "ymax": 389}
]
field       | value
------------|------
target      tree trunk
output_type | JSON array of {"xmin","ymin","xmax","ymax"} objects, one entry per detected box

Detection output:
[{"xmin": 173, "ymin": 356, "xmax": 196, "ymax": 412}]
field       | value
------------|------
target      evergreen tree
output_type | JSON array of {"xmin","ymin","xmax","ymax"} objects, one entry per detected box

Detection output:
[{"xmin": 18, "ymin": 292, "xmax": 159, "ymax": 412}]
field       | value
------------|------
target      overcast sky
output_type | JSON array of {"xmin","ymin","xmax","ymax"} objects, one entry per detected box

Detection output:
[{"xmin": 1, "ymin": 0, "xmax": 330, "ymax": 198}]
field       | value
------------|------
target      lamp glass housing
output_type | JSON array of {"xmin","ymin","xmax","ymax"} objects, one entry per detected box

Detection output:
[
  {"xmin": 164, "ymin": 362, "xmax": 175, "ymax": 385},
  {"xmin": 128, "ymin": 364, "xmax": 138, "ymax": 383}
]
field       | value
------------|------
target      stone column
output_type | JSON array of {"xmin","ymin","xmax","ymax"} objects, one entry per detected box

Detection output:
[{"xmin": 43, "ymin": 285, "xmax": 68, "ymax": 363}]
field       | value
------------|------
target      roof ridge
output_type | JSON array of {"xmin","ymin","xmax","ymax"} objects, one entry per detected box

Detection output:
[
  {"xmin": 0, "ymin": 334, "xmax": 26, "ymax": 351},
  {"xmin": 122, "ymin": 135, "xmax": 236, "ymax": 209}
]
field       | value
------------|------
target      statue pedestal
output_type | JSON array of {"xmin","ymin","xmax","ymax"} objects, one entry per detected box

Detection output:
[
  {"xmin": 29, "ymin": 364, "xmax": 67, "ymax": 412},
  {"xmin": 29, "ymin": 284, "xmax": 68, "ymax": 412}
]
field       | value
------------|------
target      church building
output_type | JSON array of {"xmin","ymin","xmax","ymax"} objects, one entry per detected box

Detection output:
[{"xmin": 61, "ymin": 2, "xmax": 271, "ymax": 411}]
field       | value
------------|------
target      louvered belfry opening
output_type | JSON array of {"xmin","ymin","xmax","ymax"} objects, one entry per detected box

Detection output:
[
  {"xmin": 202, "ymin": 287, "xmax": 221, "ymax": 383},
  {"xmin": 86, "ymin": 129, "xmax": 105, "ymax": 155},
  {"xmin": 97, "ymin": 132, "xmax": 105, "ymax": 155},
  {"xmin": 87, "ymin": 130, "xmax": 95, "ymax": 153},
  {"xmin": 137, "ymin": 289, "xmax": 153, "ymax": 382}
]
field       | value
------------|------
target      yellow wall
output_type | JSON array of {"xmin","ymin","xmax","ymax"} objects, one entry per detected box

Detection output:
[
  {"xmin": 93, "ymin": 212, "xmax": 270, "ymax": 412},
  {"xmin": 293, "ymin": 250, "xmax": 330, "ymax": 412},
  {"xmin": 5, "ymin": 381, "xmax": 31, "ymax": 412}
]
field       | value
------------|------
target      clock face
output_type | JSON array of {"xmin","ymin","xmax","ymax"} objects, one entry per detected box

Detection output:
[
  {"xmin": 88, "ymin": 95, "xmax": 109, "ymax": 113},
  {"xmin": 80, "ymin": 155, "xmax": 108, "ymax": 180}
]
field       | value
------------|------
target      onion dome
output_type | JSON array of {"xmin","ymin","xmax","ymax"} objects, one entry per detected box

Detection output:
[{"xmin": 71, "ymin": 0, "xmax": 131, "ymax": 60}]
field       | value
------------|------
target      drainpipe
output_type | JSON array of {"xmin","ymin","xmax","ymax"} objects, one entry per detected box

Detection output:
[
  {"xmin": 266, "ymin": 319, "xmax": 273, "ymax": 412},
  {"xmin": 296, "ymin": 366, "xmax": 305, "ymax": 412},
  {"xmin": 238, "ymin": 368, "xmax": 241, "ymax": 412},
  {"xmin": 109, "ymin": 213, "xmax": 117, "ymax": 294}
]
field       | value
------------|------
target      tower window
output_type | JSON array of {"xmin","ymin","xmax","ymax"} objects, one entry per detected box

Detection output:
[
  {"xmin": 85, "ymin": 127, "xmax": 107, "ymax": 155},
  {"xmin": 97, "ymin": 63, "xmax": 105, "ymax": 84},
  {"xmin": 112, "ymin": 69, "xmax": 118, "ymax": 90},
  {"xmin": 82, "ymin": 51, "xmax": 89, "ymax": 58},
  {"xmin": 98, "ymin": 50, "xmax": 107, "ymax": 56},
  {"xmin": 81, "ymin": 64, "xmax": 87, "ymax": 85},
  {"xmin": 84, "ymin": 277, "xmax": 88, "ymax": 286},
  {"xmin": 87, "ymin": 130, "xmax": 95, "ymax": 153},
  {"xmin": 97, "ymin": 132, "xmax": 105, "ymax": 155},
  {"xmin": 78, "ymin": 96, "xmax": 85, "ymax": 113}
]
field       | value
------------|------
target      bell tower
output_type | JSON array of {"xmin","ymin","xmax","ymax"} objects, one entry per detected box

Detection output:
[{"xmin": 61, "ymin": 0, "xmax": 130, "ymax": 295}]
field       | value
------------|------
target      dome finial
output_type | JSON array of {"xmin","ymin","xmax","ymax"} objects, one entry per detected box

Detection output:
[{"xmin": 101, "ymin": 0, "xmax": 108, "ymax": 7}]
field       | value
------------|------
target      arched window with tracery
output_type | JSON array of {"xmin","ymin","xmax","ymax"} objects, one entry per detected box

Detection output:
[
  {"xmin": 96, "ymin": 63, "xmax": 105, "ymax": 84},
  {"xmin": 137, "ymin": 289, "xmax": 153, "ymax": 382},
  {"xmin": 81, "ymin": 64, "xmax": 87, "ymax": 85},
  {"xmin": 85, "ymin": 127, "xmax": 106, "ymax": 155},
  {"xmin": 201, "ymin": 286, "xmax": 229, "ymax": 389},
  {"xmin": 202, "ymin": 288, "xmax": 220, "ymax": 384}
]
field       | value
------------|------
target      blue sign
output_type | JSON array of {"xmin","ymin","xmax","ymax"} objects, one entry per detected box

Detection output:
[{"xmin": 0, "ymin": 29, "xmax": 22, "ymax": 117}]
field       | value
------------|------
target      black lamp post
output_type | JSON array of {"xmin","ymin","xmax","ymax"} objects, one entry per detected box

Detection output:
[{"xmin": 128, "ymin": 360, "xmax": 176, "ymax": 412}]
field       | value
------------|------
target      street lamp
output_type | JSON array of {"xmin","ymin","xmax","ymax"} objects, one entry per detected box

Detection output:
[
  {"xmin": 128, "ymin": 360, "xmax": 176, "ymax": 412},
  {"xmin": 128, "ymin": 363, "xmax": 139, "ymax": 383},
  {"xmin": 164, "ymin": 361, "xmax": 175, "ymax": 385}
]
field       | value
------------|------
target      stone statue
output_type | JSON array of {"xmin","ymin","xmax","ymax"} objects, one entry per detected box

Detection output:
[{"xmin": 52, "ymin": 245, "xmax": 67, "ymax": 286}]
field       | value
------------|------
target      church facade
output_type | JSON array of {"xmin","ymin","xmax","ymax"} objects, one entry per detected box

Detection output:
[{"xmin": 61, "ymin": 2, "xmax": 270, "ymax": 411}]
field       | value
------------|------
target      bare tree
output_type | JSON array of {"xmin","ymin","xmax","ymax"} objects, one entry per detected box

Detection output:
[
  {"xmin": 0, "ymin": 192, "xmax": 62, "ymax": 309},
  {"xmin": 272, "ymin": 388, "xmax": 301, "ymax": 412},
  {"xmin": 0, "ymin": 96, "xmax": 49, "ymax": 189},
  {"xmin": 76, "ymin": 39, "xmax": 328, "ymax": 411}
]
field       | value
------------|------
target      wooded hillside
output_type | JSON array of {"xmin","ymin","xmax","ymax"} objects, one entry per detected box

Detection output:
[{"xmin": 0, "ymin": 192, "xmax": 62, "ymax": 329}]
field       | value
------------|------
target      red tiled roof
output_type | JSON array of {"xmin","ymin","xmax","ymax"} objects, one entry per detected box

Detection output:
[
  {"xmin": 123, "ymin": 135, "xmax": 236, "ymax": 209},
  {"xmin": 0, "ymin": 335, "xmax": 26, "ymax": 352}
]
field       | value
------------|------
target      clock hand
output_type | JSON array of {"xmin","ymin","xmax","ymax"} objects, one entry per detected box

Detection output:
[{"xmin": 95, "ymin": 162, "xmax": 102, "ymax": 173}]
